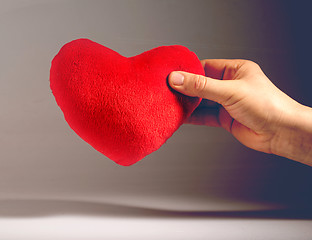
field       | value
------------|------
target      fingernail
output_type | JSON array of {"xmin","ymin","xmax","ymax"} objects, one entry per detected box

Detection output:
[{"xmin": 171, "ymin": 72, "xmax": 184, "ymax": 86}]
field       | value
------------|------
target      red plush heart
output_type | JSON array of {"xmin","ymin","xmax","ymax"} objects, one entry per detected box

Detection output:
[{"xmin": 50, "ymin": 39, "xmax": 204, "ymax": 166}]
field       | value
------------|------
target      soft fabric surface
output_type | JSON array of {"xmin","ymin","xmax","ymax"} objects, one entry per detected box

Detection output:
[{"xmin": 50, "ymin": 39, "xmax": 204, "ymax": 166}]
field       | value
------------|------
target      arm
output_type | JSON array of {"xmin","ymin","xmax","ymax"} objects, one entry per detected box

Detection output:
[
  {"xmin": 272, "ymin": 103, "xmax": 312, "ymax": 165},
  {"xmin": 169, "ymin": 59, "xmax": 312, "ymax": 166}
]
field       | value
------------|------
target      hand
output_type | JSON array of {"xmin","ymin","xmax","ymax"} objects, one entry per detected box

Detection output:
[{"xmin": 169, "ymin": 59, "xmax": 312, "ymax": 166}]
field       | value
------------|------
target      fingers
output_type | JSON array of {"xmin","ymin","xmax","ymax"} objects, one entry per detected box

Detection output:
[
  {"xmin": 201, "ymin": 59, "xmax": 232, "ymax": 79},
  {"xmin": 200, "ymin": 59, "xmax": 259, "ymax": 80},
  {"xmin": 168, "ymin": 71, "xmax": 238, "ymax": 105}
]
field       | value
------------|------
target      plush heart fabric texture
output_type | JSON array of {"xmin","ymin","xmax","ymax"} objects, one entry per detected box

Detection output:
[{"xmin": 50, "ymin": 39, "xmax": 204, "ymax": 166}]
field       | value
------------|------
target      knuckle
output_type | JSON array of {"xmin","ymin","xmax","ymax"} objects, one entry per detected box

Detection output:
[
  {"xmin": 231, "ymin": 59, "xmax": 262, "ymax": 77},
  {"xmin": 242, "ymin": 59, "xmax": 261, "ymax": 70},
  {"xmin": 193, "ymin": 75, "xmax": 207, "ymax": 93},
  {"xmin": 242, "ymin": 59, "xmax": 254, "ymax": 65}
]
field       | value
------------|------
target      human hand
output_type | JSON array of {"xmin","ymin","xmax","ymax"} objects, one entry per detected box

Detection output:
[{"xmin": 169, "ymin": 59, "xmax": 312, "ymax": 166}]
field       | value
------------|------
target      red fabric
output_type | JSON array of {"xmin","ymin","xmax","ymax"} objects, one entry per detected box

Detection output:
[{"xmin": 50, "ymin": 39, "xmax": 204, "ymax": 166}]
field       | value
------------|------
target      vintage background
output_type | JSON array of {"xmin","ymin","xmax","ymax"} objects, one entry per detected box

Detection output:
[{"xmin": 0, "ymin": 0, "xmax": 311, "ymax": 239}]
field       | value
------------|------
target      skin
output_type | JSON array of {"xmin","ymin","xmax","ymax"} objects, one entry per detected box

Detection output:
[{"xmin": 169, "ymin": 59, "xmax": 312, "ymax": 167}]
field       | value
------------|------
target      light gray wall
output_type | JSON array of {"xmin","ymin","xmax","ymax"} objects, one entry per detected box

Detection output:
[{"xmin": 0, "ymin": 0, "xmax": 311, "ymax": 214}]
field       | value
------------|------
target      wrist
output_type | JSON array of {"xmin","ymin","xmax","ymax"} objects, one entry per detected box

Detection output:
[{"xmin": 272, "ymin": 102, "xmax": 312, "ymax": 166}]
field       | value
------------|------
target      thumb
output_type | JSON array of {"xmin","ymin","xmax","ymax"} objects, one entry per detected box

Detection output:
[{"xmin": 168, "ymin": 71, "xmax": 237, "ymax": 105}]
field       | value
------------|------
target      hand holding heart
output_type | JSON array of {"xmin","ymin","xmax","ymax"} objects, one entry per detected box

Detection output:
[
  {"xmin": 169, "ymin": 59, "xmax": 312, "ymax": 166},
  {"xmin": 50, "ymin": 39, "xmax": 312, "ymax": 167}
]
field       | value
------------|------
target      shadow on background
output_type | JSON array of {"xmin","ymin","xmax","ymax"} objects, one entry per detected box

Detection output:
[{"xmin": 0, "ymin": 199, "xmax": 312, "ymax": 220}]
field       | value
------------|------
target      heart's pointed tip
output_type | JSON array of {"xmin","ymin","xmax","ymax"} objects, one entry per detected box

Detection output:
[
  {"xmin": 114, "ymin": 160, "xmax": 139, "ymax": 167},
  {"xmin": 112, "ymin": 154, "xmax": 148, "ymax": 166}
]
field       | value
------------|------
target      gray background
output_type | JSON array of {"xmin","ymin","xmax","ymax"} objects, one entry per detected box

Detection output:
[{"xmin": 0, "ymin": 0, "xmax": 312, "ymax": 217}]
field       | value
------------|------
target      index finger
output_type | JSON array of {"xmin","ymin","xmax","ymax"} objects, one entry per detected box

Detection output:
[{"xmin": 200, "ymin": 59, "xmax": 246, "ymax": 80}]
